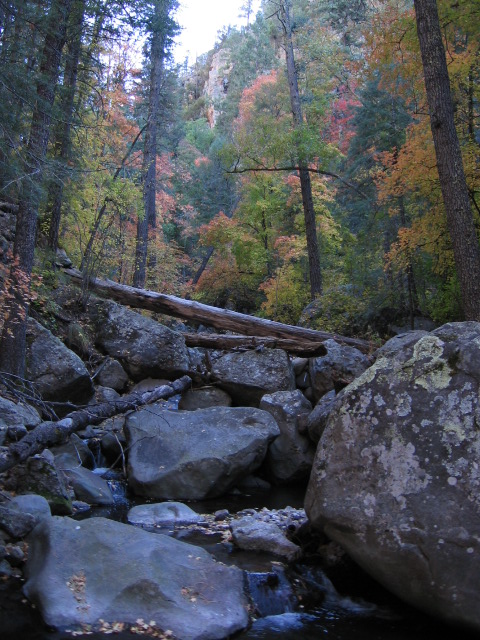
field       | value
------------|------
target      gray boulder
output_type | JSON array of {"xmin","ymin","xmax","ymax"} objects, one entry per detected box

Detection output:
[
  {"xmin": 178, "ymin": 386, "xmax": 232, "ymax": 410},
  {"xmin": 57, "ymin": 458, "xmax": 114, "ymax": 506},
  {"xmin": 0, "ymin": 396, "xmax": 41, "ymax": 430},
  {"xmin": 309, "ymin": 339, "xmax": 370, "ymax": 402},
  {"xmin": 95, "ymin": 357, "xmax": 129, "ymax": 391},
  {"xmin": 0, "ymin": 505, "xmax": 37, "ymax": 538},
  {"xmin": 305, "ymin": 322, "xmax": 480, "ymax": 632},
  {"xmin": 125, "ymin": 406, "xmax": 280, "ymax": 500},
  {"xmin": 260, "ymin": 390, "xmax": 314, "ymax": 483},
  {"xmin": 5, "ymin": 451, "xmax": 72, "ymax": 514},
  {"xmin": 127, "ymin": 502, "xmax": 205, "ymax": 527},
  {"xmin": 306, "ymin": 390, "xmax": 338, "ymax": 444},
  {"xmin": 91, "ymin": 301, "xmax": 189, "ymax": 381},
  {"xmin": 211, "ymin": 349, "xmax": 295, "ymax": 406},
  {"xmin": 24, "ymin": 516, "xmax": 249, "ymax": 638},
  {"xmin": 9, "ymin": 494, "xmax": 51, "ymax": 523},
  {"xmin": 230, "ymin": 516, "xmax": 302, "ymax": 562},
  {"xmin": 26, "ymin": 319, "xmax": 94, "ymax": 405}
]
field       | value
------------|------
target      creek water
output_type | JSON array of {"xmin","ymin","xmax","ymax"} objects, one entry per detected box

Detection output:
[{"xmin": 1, "ymin": 481, "xmax": 474, "ymax": 640}]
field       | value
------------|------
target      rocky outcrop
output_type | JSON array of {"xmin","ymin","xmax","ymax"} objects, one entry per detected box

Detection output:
[
  {"xmin": 24, "ymin": 516, "xmax": 249, "ymax": 638},
  {"xmin": 26, "ymin": 319, "xmax": 94, "ymax": 406},
  {"xmin": 260, "ymin": 390, "xmax": 314, "ymax": 483},
  {"xmin": 125, "ymin": 405, "xmax": 280, "ymax": 500},
  {"xmin": 305, "ymin": 322, "xmax": 480, "ymax": 632},
  {"xmin": 205, "ymin": 49, "xmax": 231, "ymax": 127},
  {"xmin": 211, "ymin": 348, "xmax": 295, "ymax": 406},
  {"xmin": 90, "ymin": 300, "xmax": 190, "ymax": 381}
]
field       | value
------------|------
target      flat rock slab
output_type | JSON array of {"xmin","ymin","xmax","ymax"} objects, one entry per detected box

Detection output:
[{"xmin": 24, "ymin": 516, "xmax": 249, "ymax": 639}]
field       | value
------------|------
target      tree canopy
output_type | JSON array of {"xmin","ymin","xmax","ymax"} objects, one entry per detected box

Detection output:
[{"xmin": 1, "ymin": 0, "xmax": 479, "ymax": 373}]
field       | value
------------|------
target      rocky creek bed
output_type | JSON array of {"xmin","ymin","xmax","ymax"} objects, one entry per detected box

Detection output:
[{"xmin": 1, "ymin": 296, "xmax": 480, "ymax": 638}]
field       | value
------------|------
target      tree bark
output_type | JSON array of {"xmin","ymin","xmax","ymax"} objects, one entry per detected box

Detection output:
[
  {"xmin": 0, "ymin": 0, "xmax": 73, "ymax": 377},
  {"xmin": 183, "ymin": 332, "xmax": 327, "ymax": 357},
  {"xmin": 0, "ymin": 376, "xmax": 191, "ymax": 474},
  {"xmin": 64, "ymin": 267, "xmax": 371, "ymax": 352},
  {"xmin": 414, "ymin": 0, "xmax": 480, "ymax": 320},
  {"xmin": 280, "ymin": 0, "xmax": 323, "ymax": 299},
  {"xmin": 133, "ymin": 0, "xmax": 167, "ymax": 288},
  {"xmin": 47, "ymin": 0, "xmax": 86, "ymax": 253}
]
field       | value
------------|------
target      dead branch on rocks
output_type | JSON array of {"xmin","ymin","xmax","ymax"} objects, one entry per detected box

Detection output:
[{"xmin": 0, "ymin": 375, "xmax": 191, "ymax": 473}]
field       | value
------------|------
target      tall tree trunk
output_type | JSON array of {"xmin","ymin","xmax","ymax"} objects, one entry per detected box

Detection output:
[
  {"xmin": 47, "ymin": 0, "xmax": 86, "ymax": 253},
  {"xmin": 133, "ymin": 0, "xmax": 166, "ymax": 288},
  {"xmin": 280, "ymin": 0, "xmax": 322, "ymax": 299},
  {"xmin": 414, "ymin": 0, "xmax": 480, "ymax": 320},
  {"xmin": 0, "ymin": 0, "xmax": 72, "ymax": 376}
]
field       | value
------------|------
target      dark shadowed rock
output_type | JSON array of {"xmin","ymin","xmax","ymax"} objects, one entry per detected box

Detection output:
[
  {"xmin": 5, "ymin": 451, "xmax": 72, "ymax": 515},
  {"xmin": 95, "ymin": 357, "xmax": 129, "ymax": 391},
  {"xmin": 308, "ymin": 339, "xmax": 370, "ymax": 402},
  {"xmin": 211, "ymin": 349, "xmax": 295, "ymax": 406},
  {"xmin": 26, "ymin": 319, "xmax": 94, "ymax": 405},
  {"xmin": 125, "ymin": 405, "xmax": 280, "ymax": 500},
  {"xmin": 260, "ymin": 390, "xmax": 314, "ymax": 484},
  {"xmin": 306, "ymin": 390, "xmax": 338, "ymax": 444},
  {"xmin": 24, "ymin": 516, "xmax": 249, "ymax": 638},
  {"xmin": 178, "ymin": 386, "xmax": 232, "ymax": 410},
  {"xmin": 305, "ymin": 322, "xmax": 480, "ymax": 632},
  {"xmin": 91, "ymin": 300, "xmax": 190, "ymax": 381}
]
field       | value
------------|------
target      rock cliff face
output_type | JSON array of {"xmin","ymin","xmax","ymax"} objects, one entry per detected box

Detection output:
[{"xmin": 205, "ymin": 48, "xmax": 231, "ymax": 127}]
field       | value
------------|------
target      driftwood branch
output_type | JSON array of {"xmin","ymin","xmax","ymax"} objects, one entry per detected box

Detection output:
[
  {"xmin": 64, "ymin": 268, "xmax": 371, "ymax": 353},
  {"xmin": 183, "ymin": 333, "xmax": 327, "ymax": 357},
  {"xmin": 0, "ymin": 376, "xmax": 192, "ymax": 473}
]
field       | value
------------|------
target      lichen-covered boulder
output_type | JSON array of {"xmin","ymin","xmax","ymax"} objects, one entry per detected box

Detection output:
[
  {"xmin": 211, "ymin": 349, "xmax": 295, "ymax": 406},
  {"xmin": 90, "ymin": 301, "xmax": 189, "ymax": 381},
  {"xmin": 305, "ymin": 322, "xmax": 480, "ymax": 632},
  {"xmin": 26, "ymin": 319, "xmax": 94, "ymax": 405},
  {"xmin": 125, "ymin": 405, "xmax": 280, "ymax": 500}
]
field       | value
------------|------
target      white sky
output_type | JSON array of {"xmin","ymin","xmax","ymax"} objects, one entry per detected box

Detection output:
[{"xmin": 174, "ymin": 0, "xmax": 262, "ymax": 64}]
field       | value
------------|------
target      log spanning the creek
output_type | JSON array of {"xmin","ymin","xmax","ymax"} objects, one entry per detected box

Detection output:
[
  {"xmin": 182, "ymin": 333, "xmax": 328, "ymax": 357},
  {"xmin": 0, "ymin": 376, "xmax": 192, "ymax": 473},
  {"xmin": 64, "ymin": 268, "xmax": 371, "ymax": 353}
]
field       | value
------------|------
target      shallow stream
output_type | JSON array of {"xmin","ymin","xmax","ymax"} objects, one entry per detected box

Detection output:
[{"xmin": 1, "ymin": 480, "xmax": 474, "ymax": 640}]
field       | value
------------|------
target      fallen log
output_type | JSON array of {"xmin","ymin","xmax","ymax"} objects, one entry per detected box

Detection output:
[
  {"xmin": 64, "ymin": 268, "xmax": 371, "ymax": 353},
  {"xmin": 183, "ymin": 333, "xmax": 327, "ymax": 357},
  {"xmin": 0, "ymin": 375, "xmax": 191, "ymax": 474}
]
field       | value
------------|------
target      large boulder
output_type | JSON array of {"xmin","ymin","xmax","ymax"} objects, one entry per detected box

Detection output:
[
  {"xmin": 125, "ymin": 406, "xmax": 280, "ymax": 500},
  {"xmin": 24, "ymin": 516, "xmax": 249, "ymax": 639},
  {"xmin": 211, "ymin": 349, "xmax": 295, "ymax": 406},
  {"xmin": 90, "ymin": 300, "xmax": 190, "ymax": 381},
  {"xmin": 305, "ymin": 322, "xmax": 480, "ymax": 632},
  {"xmin": 260, "ymin": 390, "xmax": 314, "ymax": 484},
  {"xmin": 308, "ymin": 339, "xmax": 370, "ymax": 402},
  {"xmin": 26, "ymin": 319, "xmax": 94, "ymax": 405}
]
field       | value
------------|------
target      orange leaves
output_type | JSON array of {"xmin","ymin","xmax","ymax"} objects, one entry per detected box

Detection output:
[{"xmin": 197, "ymin": 212, "xmax": 235, "ymax": 249}]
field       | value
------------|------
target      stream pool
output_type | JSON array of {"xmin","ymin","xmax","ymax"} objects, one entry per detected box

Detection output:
[{"xmin": 0, "ymin": 484, "xmax": 476, "ymax": 640}]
